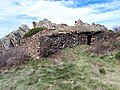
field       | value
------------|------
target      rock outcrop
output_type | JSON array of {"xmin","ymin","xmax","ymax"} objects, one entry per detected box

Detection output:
[
  {"xmin": 0, "ymin": 24, "xmax": 30, "ymax": 53},
  {"xmin": 75, "ymin": 19, "xmax": 85, "ymax": 26},
  {"xmin": 35, "ymin": 19, "xmax": 56, "ymax": 30},
  {"xmin": 74, "ymin": 19, "xmax": 107, "ymax": 31}
]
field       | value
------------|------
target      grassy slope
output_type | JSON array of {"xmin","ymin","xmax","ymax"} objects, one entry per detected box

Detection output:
[{"xmin": 0, "ymin": 45, "xmax": 120, "ymax": 90}]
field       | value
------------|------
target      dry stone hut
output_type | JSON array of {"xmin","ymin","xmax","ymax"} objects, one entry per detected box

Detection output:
[{"xmin": 20, "ymin": 19, "xmax": 109, "ymax": 59}]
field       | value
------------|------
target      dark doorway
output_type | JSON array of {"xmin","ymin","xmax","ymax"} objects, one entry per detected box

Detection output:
[{"xmin": 87, "ymin": 35, "xmax": 92, "ymax": 45}]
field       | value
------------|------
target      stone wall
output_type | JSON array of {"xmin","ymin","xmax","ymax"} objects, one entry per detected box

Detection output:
[
  {"xmin": 39, "ymin": 31, "xmax": 87, "ymax": 57},
  {"xmin": 20, "ymin": 30, "xmax": 105, "ymax": 59},
  {"xmin": 20, "ymin": 32, "xmax": 41, "ymax": 59}
]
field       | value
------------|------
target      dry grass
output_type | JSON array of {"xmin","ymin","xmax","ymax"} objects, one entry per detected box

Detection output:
[{"xmin": 89, "ymin": 40, "xmax": 120, "ymax": 54}]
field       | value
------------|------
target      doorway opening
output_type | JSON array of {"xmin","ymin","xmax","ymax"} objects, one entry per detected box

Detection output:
[{"xmin": 87, "ymin": 35, "xmax": 92, "ymax": 45}]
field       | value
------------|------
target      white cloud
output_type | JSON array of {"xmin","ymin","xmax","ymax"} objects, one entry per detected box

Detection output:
[
  {"xmin": 0, "ymin": 0, "xmax": 120, "ymax": 38},
  {"xmin": 20, "ymin": 0, "xmax": 120, "ymax": 26}
]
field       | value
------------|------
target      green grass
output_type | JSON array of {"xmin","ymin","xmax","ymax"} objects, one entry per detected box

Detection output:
[{"xmin": 0, "ymin": 45, "xmax": 120, "ymax": 90}]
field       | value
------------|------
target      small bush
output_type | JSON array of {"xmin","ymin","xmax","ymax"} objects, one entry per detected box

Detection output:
[
  {"xmin": 109, "ymin": 30, "xmax": 113, "ymax": 32},
  {"xmin": 23, "ymin": 27, "xmax": 47, "ymax": 38},
  {"xmin": 115, "ymin": 51, "xmax": 120, "ymax": 61}
]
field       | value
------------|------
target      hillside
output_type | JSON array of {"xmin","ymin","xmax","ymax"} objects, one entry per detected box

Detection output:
[
  {"xmin": 0, "ymin": 45, "xmax": 120, "ymax": 90},
  {"xmin": 0, "ymin": 19, "xmax": 120, "ymax": 90}
]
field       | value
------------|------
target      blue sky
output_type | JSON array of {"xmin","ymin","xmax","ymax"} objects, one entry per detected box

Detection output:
[{"xmin": 0, "ymin": 0, "xmax": 120, "ymax": 38}]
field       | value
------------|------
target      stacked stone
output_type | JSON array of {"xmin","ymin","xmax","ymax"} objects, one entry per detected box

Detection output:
[
  {"xmin": 39, "ymin": 31, "xmax": 99, "ymax": 57},
  {"xmin": 20, "ymin": 29, "xmax": 104, "ymax": 59},
  {"xmin": 20, "ymin": 31, "xmax": 42, "ymax": 59}
]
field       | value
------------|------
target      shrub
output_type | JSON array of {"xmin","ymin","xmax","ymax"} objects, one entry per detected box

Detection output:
[
  {"xmin": 115, "ymin": 51, "xmax": 120, "ymax": 61},
  {"xmin": 0, "ymin": 47, "xmax": 29, "ymax": 69},
  {"xmin": 23, "ymin": 27, "xmax": 47, "ymax": 38},
  {"xmin": 109, "ymin": 30, "xmax": 113, "ymax": 32}
]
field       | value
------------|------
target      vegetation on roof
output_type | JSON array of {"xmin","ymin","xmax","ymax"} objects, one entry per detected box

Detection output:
[{"xmin": 23, "ymin": 27, "xmax": 47, "ymax": 38}]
